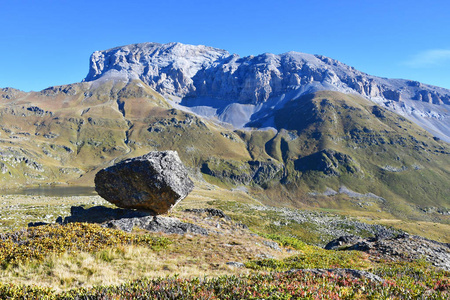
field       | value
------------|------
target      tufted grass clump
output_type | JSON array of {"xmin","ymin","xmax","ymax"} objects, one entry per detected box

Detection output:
[
  {"xmin": 0, "ymin": 282, "xmax": 54, "ymax": 299},
  {"xmin": 246, "ymin": 233, "xmax": 370, "ymax": 271},
  {"xmin": 258, "ymin": 233, "xmax": 308, "ymax": 250},
  {"xmin": 246, "ymin": 249, "xmax": 370, "ymax": 271},
  {"xmin": 0, "ymin": 223, "xmax": 171, "ymax": 268}
]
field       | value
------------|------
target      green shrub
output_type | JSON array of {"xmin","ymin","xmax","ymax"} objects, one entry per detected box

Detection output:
[
  {"xmin": 0, "ymin": 223, "xmax": 171, "ymax": 267},
  {"xmin": 259, "ymin": 233, "xmax": 307, "ymax": 250}
]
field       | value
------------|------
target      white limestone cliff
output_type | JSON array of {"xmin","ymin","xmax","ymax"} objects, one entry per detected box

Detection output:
[{"xmin": 84, "ymin": 42, "xmax": 450, "ymax": 142}]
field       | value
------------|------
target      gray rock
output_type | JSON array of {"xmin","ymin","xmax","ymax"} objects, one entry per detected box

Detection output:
[
  {"xmin": 235, "ymin": 222, "xmax": 249, "ymax": 230},
  {"xmin": 61, "ymin": 205, "xmax": 208, "ymax": 235},
  {"xmin": 184, "ymin": 208, "xmax": 231, "ymax": 221},
  {"xmin": 226, "ymin": 262, "xmax": 245, "ymax": 268},
  {"xmin": 346, "ymin": 241, "xmax": 373, "ymax": 251},
  {"xmin": 325, "ymin": 234, "xmax": 450, "ymax": 271},
  {"xmin": 102, "ymin": 217, "xmax": 149, "ymax": 232},
  {"xmin": 287, "ymin": 268, "xmax": 384, "ymax": 283},
  {"xmin": 263, "ymin": 240, "xmax": 282, "ymax": 251},
  {"xmin": 95, "ymin": 150, "xmax": 194, "ymax": 214},
  {"xmin": 256, "ymin": 253, "xmax": 275, "ymax": 259},
  {"xmin": 323, "ymin": 188, "xmax": 338, "ymax": 196},
  {"xmin": 324, "ymin": 235, "xmax": 364, "ymax": 250},
  {"xmin": 104, "ymin": 215, "xmax": 208, "ymax": 235}
]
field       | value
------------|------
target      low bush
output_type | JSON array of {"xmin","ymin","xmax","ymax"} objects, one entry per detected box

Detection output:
[
  {"xmin": 0, "ymin": 223, "xmax": 171, "ymax": 268},
  {"xmin": 0, "ymin": 269, "xmax": 448, "ymax": 299}
]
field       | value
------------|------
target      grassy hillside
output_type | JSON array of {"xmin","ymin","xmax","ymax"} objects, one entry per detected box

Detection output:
[
  {"xmin": 0, "ymin": 80, "xmax": 251, "ymax": 188},
  {"xmin": 244, "ymin": 91, "xmax": 450, "ymax": 220},
  {"xmin": 0, "ymin": 84, "xmax": 448, "ymax": 222}
]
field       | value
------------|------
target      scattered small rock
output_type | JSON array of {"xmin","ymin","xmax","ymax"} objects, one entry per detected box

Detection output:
[
  {"xmin": 184, "ymin": 208, "xmax": 231, "ymax": 221},
  {"xmin": 248, "ymin": 204, "xmax": 401, "ymax": 246}
]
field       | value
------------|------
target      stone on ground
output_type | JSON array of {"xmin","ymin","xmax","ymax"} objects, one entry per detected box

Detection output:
[{"xmin": 95, "ymin": 150, "xmax": 193, "ymax": 214}]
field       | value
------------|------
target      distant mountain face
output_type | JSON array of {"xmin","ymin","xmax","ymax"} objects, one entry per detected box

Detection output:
[
  {"xmin": 0, "ymin": 42, "xmax": 449, "ymax": 222},
  {"xmin": 85, "ymin": 42, "xmax": 450, "ymax": 142}
]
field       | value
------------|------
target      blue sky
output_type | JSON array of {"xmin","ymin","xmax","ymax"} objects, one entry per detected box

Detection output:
[{"xmin": 1, "ymin": 0, "xmax": 450, "ymax": 91}]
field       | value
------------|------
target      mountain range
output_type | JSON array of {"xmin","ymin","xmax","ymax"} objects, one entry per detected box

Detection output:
[
  {"xmin": 0, "ymin": 42, "xmax": 449, "ymax": 221},
  {"xmin": 85, "ymin": 42, "xmax": 450, "ymax": 142}
]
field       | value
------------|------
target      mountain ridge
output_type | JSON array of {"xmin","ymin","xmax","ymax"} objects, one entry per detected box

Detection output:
[{"xmin": 81, "ymin": 42, "xmax": 450, "ymax": 142}]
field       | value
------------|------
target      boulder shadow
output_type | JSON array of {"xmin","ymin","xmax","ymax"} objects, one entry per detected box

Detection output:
[{"xmin": 62, "ymin": 205, "xmax": 155, "ymax": 224}]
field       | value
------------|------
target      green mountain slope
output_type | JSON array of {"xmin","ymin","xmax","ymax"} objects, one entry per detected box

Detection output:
[
  {"xmin": 0, "ymin": 84, "xmax": 448, "ymax": 221},
  {"xmin": 0, "ymin": 80, "xmax": 251, "ymax": 187},
  {"xmin": 246, "ymin": 91, "xmax": 449, "ymax": 216}
]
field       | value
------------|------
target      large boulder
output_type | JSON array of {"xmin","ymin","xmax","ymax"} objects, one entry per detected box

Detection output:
[{"xmin": 95, "ymin": 150, "xmax": 194, "ymax": 214}]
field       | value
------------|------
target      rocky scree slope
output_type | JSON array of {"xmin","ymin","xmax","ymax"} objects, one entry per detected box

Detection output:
[{"xmin": 84, "ymin": 42, "xmax": 450, "ymax": 142}]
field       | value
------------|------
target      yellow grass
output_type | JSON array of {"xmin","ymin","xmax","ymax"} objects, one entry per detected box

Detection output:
[
  {"xmin": 0, "ymin": 202, "xmax": 293, "ymax": 291},
  {"xmin": 371, "ymin": 219, "xmax": 450, "ymax": 243}
]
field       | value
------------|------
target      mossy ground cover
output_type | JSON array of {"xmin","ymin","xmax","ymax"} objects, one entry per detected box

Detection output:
[{"xmin": 252, "ymin": 233, "xmax": 371, "ymax": 268}]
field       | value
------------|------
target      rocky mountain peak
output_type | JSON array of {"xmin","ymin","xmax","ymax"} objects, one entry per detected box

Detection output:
[
  {"xmin": 85, "ymin": 43, "xmax": 450, "ymax": 104},
  {"xmin": 84, "ymin": 42, "xmax": 450, "ymax": 106},
  {"xmin": 85, "ymin": 42, "xmax": 230, "ymax": 96},
  {"xmin": 1, "ymin": 87, "xmax": 25, "ymax": 100},
  {"xmin": 84, "ymin": 42, "xmax": 450, "ymax": 142}
]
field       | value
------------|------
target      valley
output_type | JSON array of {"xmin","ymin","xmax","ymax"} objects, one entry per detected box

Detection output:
[
  {"xmin": 0, "ymin": 79, "xmax": 448, "ymax": 223},
  {"xmin": 0, "ymin": 42, "xmax": 449, "ymax": 298}
]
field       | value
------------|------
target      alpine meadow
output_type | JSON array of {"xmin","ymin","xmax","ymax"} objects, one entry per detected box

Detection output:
[{"xmin": 0, "ymin": 42, "xmax": 448, "ymax": 299}]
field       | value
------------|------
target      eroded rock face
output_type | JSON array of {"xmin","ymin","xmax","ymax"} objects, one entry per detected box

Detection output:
[
  {"xmin": 84, "ymin": 42, "xmax": 450, "ymax": 106},
  {"xmin": 83, "ymin": 42, "xmax": 450, "ymax": 142},
  {"xmin": 94, "ymin": 150, "xmax": 194, "ymax": 214}
]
